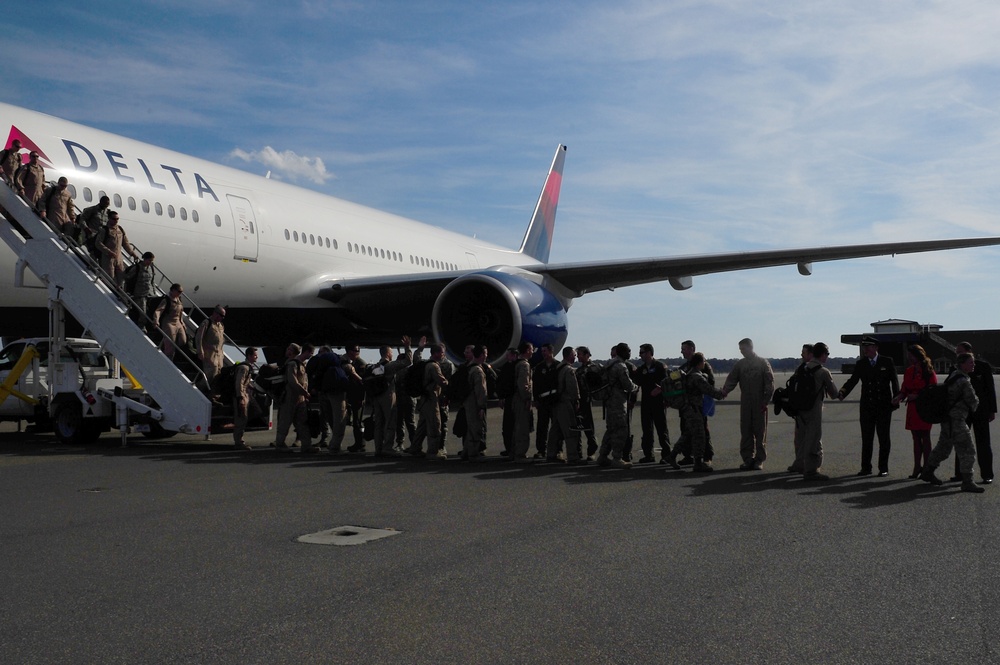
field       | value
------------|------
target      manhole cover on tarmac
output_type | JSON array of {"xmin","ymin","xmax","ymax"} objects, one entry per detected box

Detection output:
[{"xmin": 297, "ymin": 526, "xmax": 401, "ymax": 546}]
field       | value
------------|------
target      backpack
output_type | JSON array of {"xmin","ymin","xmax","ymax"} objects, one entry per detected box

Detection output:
[
  {"xmin": 123, "ymin": 262, "xmax": 140, "ymax": 295},
  {"xmin": 364, "ymin": 363, "xmax": 389, "ymax": 400},
  {"xmin": 447, "ymin": 363, "xmax": 472, "ymax": 402},
  {"xmin": 217, "ymin": 362, "xmax": 242, "ymax": 403},
  {"xmin": 660, "ymin": 368, "xmax": 688, "ymax": 409},
  {"xmin": 256, "ymin": 363, "xmax": 285, "ymax": 399},
  {"xmin": 405, "ymin": 359, "xmax": 430, "ymax": 397},
  {"xmin": 583, "ymin": 364, "xmax": 612, "ymax": 402},
  {"xmin": 915, "ymin": 375, "xmax": 960, "ymax": 424},
  {"xmin": 495, "ymin": 361, "xmax": 516, "ymax": 399},
  {"xmin": 773, "ymin": 365, "xmax": 821, "ymax": 417}
]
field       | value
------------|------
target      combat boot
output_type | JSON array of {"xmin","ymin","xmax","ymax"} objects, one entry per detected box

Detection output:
[
  {"xmin": 961, "ymin": 474, "xmax": 986, "ymax": 494},
  {"xmin": 920, "ymin": 464, "xmax": 943, "ymax": 486},
  {"xmin": 610, "ymin": 457, "xmax": 633, "ymax": 469},
  {"xmin": 692, "ymin": 457, "xmax": 713, "ymax": 473}
]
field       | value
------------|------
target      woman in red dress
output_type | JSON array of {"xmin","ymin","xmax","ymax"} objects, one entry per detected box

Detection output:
[{"xmin": 892, "ymin": 345, "xmax": 937, "ymax": 479}]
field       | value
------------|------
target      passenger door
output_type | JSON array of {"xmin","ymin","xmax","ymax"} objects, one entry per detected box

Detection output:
[{"xmin": 228, "ymin": 194, "xmax": 259, "ymax": 262}]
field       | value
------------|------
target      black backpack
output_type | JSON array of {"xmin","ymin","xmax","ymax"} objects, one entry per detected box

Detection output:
[
  {"xmin": 915, "ymin": 375, "xmax": 960, "ymax": 424},
  {"xmin": 217, "ymin": 363, "xmax": 242, "ymax": 403},
  {"xmin": 447, "ymin": 362, "xmax": 472, "ymax": 402},
  {"xmin": 364, "ymin": 364, "xmax": 389, "ymax": 400},
  {"xmin": 495, "ymin": 361, "xmax": 516, "ymax": 399},
  {"xmin": 405, "ymin": 359, "xmax": 430, "ymax": 397},
  {"xmin": 774, "ymin": 364, "xmax": 821, "ymax": 417}
]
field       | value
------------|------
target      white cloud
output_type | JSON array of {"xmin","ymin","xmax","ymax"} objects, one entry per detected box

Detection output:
[{"xmin": 229, "ymin": 147, "xmax": 334, "ymax": 185}]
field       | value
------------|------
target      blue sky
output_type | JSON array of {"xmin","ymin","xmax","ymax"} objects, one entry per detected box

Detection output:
[{"xmin": 4, "ymin": 1, "xmax": 1000, "ymax": 360}]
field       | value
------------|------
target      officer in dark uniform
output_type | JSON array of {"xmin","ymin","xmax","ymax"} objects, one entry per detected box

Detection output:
[
  {"xmin": 634, "ymin": 343, "xmax": 669, "ymax": 463},
  {"xmin": 838, "ymin": 336, "xmax": 900, "ymax": 476},
  {"xmin": 575, "ymin": 346, "xmax": 599, "ymax": 460}
]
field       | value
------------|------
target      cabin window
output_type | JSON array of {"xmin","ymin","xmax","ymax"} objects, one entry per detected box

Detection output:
[
  {"xmin": 128, "ymin": 197, "xmax": 136, "ymax": 211},
  {"xmin": 324, "ymin": 238, "xmax": 330, "ymax": 248},
  {"xmin": 309, "ymin": 234, "xmax": 315, "ymax": 245},
  {"xmin": 192, "ymin": 210, "xmax": 199, "ymax": 223},
  {"xmin": 141, "ymin": 200, "xmax": 150, "ymax": 213},
  {"xmin": 214, "ymin": 214, "xmax": 222, "ymax": 228},
  {"xmin": 180, "ymin": 207, "xmax": 187, "ymax": 221},
  {"xmin": 67, "ymin": 185, "xmax": 77, "ymax": 198},
  {"xmin": 284, "ymin": 229, "xmax": 290, "ymax": 241},
  {"xmin": 98, "ymin": 190, "xmax": 107, "ymax": 200},
  {"xmin": 83, "ymin": 187, "xmax": 92, "ymax": 203},
  {"xmin": 154, "ymin": 202, "xmax": 163, "ymax": 216},
  {"xmin": 113, "ymin": 193, "xmax": 122, "ymax": 208},
  {"xmin": 167, "ymin": 205, "xmax": 175, "ymax": 219},
  {"xmin": 293, "ymin": 231, "xmax": 299, "ymax": 242},
  {"xmin": 333, "ymin": 239, "xmax": 338, "ymax": 250}
]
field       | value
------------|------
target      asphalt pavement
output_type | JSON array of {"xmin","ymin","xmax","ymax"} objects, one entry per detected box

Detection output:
[{"xmin": 2, "ymin": 394, "xmax": 998, "ymax": 664}]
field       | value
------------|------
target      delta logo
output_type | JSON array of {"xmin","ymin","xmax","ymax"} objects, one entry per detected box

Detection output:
[{"xmin": 3, "ymin": 126, "xmax": 54, "ymax": 169}]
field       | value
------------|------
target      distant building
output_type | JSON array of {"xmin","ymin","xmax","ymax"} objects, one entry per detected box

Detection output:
[{"xmin": 841, "ymin": 319, "xmax": 1000, "ymax": 373}]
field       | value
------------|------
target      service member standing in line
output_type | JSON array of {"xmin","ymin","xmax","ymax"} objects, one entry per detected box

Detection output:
[
  {"xmin": 951, "ymin": 342, "xmax": 996, "ymax": 484},
  {"xmin": 672, "ymin": 339, "xmax": 717, "ymax": 464},
  {"xmin": 795, "ymin": 342, "xmax": 839, "ymax": 481},
  {"xmin": 597, "ymin": 343, "xmax": 636, "ymax": 469},
  {"xmin": 838, "ymin": 336, "xmax": 899, "ymax": 477},
  {"xmin": 788, "ymin": 343, "xmax": 814, "ymax": 473},
  {"xmin": 677, "ymin": 352, "xmax": 726, "ymax": 473},
  {"xmin": 722, "ymin": 338, "xmax": 775, "ymax": 470},
  {"xmin": 344, "ymin": 345, "xmax": 368, "ymax": 453},
  {"xmin": 420, "ymin": 344, "xmax": 450, "ymax": 460},
  {"xmin": 371, "ymin": 336, "xmax": 420, "ymax": 457},
  {"xmin": 274, "ymin": 343, "xmax": 315, "ymax": 453},
  {"xmin": 462, "ymin": 345, "xmax": 489, "ymax": 461},
  {"xmin": 575, "ymin": 346, "xmax": 600, "ymax": 460},
  {"xmin": 496, "ymin": 347, "xmax": 519, "ymax": 456},
  {"xmin": 232, "ymin": 346, "xmax": 259, "ymax": 450},
  {"xmin": 920, "ymin": 353, "xmax": 985, "ymax": 493},
  {"xmin": 547, "ymin": 346, "xmax": 584, "ymax": 464},
  {"xmin": 533, "ymin": 345, "xmax": 559, "ymax": 459},
  {"xmin": 511, "ymin": 341, "xmax": 535, "ymax": 461}
]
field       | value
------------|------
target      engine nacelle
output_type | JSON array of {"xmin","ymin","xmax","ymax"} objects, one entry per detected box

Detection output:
[{"xmin": 431, "ymin": 271, "xmax": 568, "ymax": 364}]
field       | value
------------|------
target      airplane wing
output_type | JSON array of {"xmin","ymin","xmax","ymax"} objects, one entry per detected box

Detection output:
[{"xmin": 529, "ymin": 236, "xmax": 1000, "ymax": 296}]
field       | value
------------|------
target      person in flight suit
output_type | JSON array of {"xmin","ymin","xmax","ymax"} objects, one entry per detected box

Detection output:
[
  {"xmin": 596, "ymin": 343, "xmax": 637, "ymax": 469},
  {"xmin": 721, "ymin": 338, "xmax": 775, "ymax": 470}
]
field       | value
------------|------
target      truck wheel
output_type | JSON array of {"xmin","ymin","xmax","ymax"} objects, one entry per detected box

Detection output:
[{"xmin": 53, "ymin": 402, "xmax": 85, "ymax": 445}]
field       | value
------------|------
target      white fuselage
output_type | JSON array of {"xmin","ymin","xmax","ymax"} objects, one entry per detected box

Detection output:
[{"xmin": 0, "ymin": 102, "xmax": 533, "ymax": 312}]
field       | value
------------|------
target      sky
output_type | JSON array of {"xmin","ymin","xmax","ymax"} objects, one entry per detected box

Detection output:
[{"xmin": 3, "ymin": 1, "xmax": 1000, "ymax": 360}]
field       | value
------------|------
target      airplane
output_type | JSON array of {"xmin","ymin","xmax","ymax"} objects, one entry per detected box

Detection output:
[{"xmin": 1, "ymin": 101, "xmax": 999, "ymax": 364}]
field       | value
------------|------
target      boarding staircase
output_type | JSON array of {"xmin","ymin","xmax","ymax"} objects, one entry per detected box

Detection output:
[{"xmin": 0, "ymin": 180, "xmax": 213, "ymax": 435}]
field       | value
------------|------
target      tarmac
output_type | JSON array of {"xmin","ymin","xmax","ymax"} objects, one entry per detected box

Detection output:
[{"xmin": 2, "ymin": 384, "xmax": 999, "ymax": 664}]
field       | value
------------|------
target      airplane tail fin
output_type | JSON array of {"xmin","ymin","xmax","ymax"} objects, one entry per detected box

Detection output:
[{"xmin": 517, "ymin": 144, "xmax": 566, "ymax": 264}]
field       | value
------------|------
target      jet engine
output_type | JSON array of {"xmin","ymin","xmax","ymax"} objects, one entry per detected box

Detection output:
[{"xmin": 431, "ymin": 271, "xmax": 568, "ymax": 363}]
